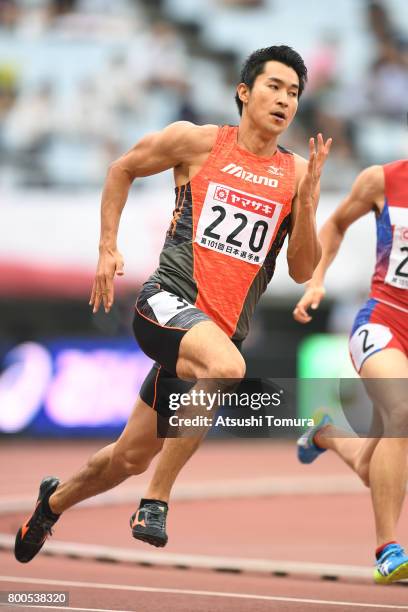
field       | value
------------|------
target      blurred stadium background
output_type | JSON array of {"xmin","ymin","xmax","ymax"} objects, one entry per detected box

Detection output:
[
  {"xmin": 3, "ymin": 4, "xmax": 408, "ymax": 609},
  {"xmin": 1, "ymin": 0, "xmax": 408, "ymax": 437}
]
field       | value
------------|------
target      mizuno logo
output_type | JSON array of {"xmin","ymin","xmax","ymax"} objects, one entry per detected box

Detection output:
[
  {"xmin": 267, "ymin": 165, "xmax": 284, "ymax": 177},
  {"xmin": 132, "ymin": 512, "xmax": 146, "ymax": 529},
  {"xmin": 221, "ymin": 164, "xmax": 278, "ymax": 187}
]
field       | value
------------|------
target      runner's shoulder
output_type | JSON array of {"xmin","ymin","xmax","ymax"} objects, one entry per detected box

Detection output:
[
  {"xmin": 356, "ymin": 164, "xmax": 383, "ymax": 185},
  {"xmin": 351, "ymin": 165, "xmax": 384, "ymax": 201},
  {"xmin": 293, "ymin": 152, "xmax": 308, "ymax": 167},
  {"xmin": 292, "ymin": 152, "xmax": 308, "ymax": 183},
  {"xmin": 161, "ymin": 122, "xmax": 219, "ymax": 157}
]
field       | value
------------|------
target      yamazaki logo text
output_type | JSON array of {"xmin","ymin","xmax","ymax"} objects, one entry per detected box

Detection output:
[{"xmin": 213, "ymin": 186, "xmax": 276, "ymax": 218}]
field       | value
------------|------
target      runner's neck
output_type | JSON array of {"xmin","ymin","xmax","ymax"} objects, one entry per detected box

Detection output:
[{"xmin": 236, "ymin": 125, "xmax": 279, "ymax": 159}]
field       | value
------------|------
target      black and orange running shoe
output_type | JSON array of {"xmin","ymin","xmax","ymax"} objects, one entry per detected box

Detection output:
[
  {"xmin": 14, "ymin": 476, "xmax": 60, "ymax": 563},
  {"xmin": 130, "ymin": 502, "xmax": 168, "ymax": 547}
]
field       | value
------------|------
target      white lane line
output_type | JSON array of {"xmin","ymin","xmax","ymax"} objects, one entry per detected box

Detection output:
[
  {"xmin": 0, "ymin": 575, "xmax": 407, "ymax": 610},
  {"xmin": 0, "ymin": 534, "xmax": 375, "ymax": 579},
  {"xmin": 0, "ymin": 606, "xmax": 132, "ymax": 612},
  {"xmin": 0, "ymin": 475, "xmax": 364, "ymax": 514}
]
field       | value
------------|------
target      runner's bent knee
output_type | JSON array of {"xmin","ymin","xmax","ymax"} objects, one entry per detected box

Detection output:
[
  {"xmin": 111, "ymin": 444, "xmax": 155, "ymax": 476},
  {"xmin": 355, "ymin": 458, "xmax": 370, "ymax": 488},
  {"xmin": 176, "ymin": 319, "xmax": 245, "ymax": 380},
  {"xmin": 201, "ymin": 356, "xmax": 246, "ymax": 380}
]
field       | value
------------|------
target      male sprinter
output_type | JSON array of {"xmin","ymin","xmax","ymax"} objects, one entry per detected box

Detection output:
[
  {"xmin": 15, "ymin": 45, "xmax": 331, "ymax": 563},
  {"xmin": 294, "ymin": 161, "xmax": 408, "ymax": 583}
]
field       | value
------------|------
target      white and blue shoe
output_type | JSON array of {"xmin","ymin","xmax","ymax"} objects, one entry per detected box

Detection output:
[
  {"xmin": 374, "ymin": 543, "xmax": 408, "ymax": 584},
  {"xmin": 297, "ymin": 413, "xmax": 333, "ymax": 464}
]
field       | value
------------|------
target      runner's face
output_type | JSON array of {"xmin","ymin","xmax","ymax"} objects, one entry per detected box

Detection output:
[{"xmin": 242, "ymin": 61, "xmax": 300, "ymax": 134}]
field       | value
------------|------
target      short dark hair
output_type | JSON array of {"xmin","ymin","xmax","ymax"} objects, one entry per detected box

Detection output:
[{"xmin": 235, "ymin": 45, "xmax": 308, "ymax": 115}]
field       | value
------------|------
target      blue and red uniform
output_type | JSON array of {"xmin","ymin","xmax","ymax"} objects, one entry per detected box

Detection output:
[{"xmin": 349, "ymin": 160, "xmax": 408, "ymax": 372}]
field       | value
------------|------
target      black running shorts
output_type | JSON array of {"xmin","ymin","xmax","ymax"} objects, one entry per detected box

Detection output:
[
  {"xmin": 133, "ymin": 281, "xmax": 211, "ymax": 375},
  {"xmin": 133, "ymin": 282, "xmax": 212, "ymax": 415},
  {"xmin": 133, "ymin": 282, "xmax": 243, "ymax": 416}
]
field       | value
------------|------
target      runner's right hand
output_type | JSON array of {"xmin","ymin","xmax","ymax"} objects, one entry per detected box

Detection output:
[
  {"xmin": 293, "ymin": 285, "xmax": 325, "ymax": 324},
  {"xmin": 89, "ymin": 248, "xmax": 124, "ymax": 314}
]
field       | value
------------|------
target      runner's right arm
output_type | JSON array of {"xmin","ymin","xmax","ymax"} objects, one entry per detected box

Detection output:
[
  {"xmin": 90, "ymin": 122, "xmax": 213, "ymax": 314},
  {"xmin": 293, "ymin": 165, "xmax": 384, "ymax": 323}
]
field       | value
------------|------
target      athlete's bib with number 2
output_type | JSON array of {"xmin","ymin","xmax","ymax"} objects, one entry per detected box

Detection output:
[
  {"xmin": 349, "ymin": 323, "xmax": 393, "ymax": 371},
  {"xmin": 385, "ymin": 225, "xmax": 408, "ymax": 290},
  {"xmin": 195, "ymin": 182, "xmax": 283, "ymax": 265}
]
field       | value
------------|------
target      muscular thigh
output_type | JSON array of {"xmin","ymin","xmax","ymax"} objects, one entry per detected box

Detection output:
[
  {"xmin": 360, "ymin": 349, "xmax": 408, "ymax": 435},
  {"xmin": 361, "ymin": 348, "xmax": 408, "ymax": 379},
  {"xmin": 347, "ymin": 301, "xmax": 408, "ymax": 456},
  {"xmin": 134, "ymin": 280, "xmax": 245, "ymax": 380},
  {"xmin": 133, "ymin": 282, "xmax": 245, "ymax": 416},
  {"xmin": 176, "ymin": 320, "xmax": 245, "ymax": 380},
  {"xmin": 133, "ymin": 281, "xmax": 211, "ymax": 375}
]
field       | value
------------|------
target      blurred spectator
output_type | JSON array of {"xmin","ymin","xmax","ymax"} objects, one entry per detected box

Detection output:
[
  {"xmin": 367, "ymin": 1, "xmax": 394, "ymax": 43},
  {"xmin": 298, "ymin": 35, "xmax": 356, "ymax": 160},
  {"xmin": 217, "ymin": 0, "xmax": 265, "ymax": 7},
  {"xmin": 78, "ymin": 0, "xmax": 137, "ymax": 15},
  {"xmin": 63, "ymin": 80, "xmax": 121, "ymax": 140},
  {"xmin": 0, "ymin": 0, "xmax": 19, "ymax": 31},
  {"xmin": 306, "ymin": 34, "xmax": 339, "ymax": 94},
  {"xmin": 1, "ymin": 81, "xmax": 57, "ymax": 186},
  {"xmin": 93, "ymin": 53, "xmax": 142, "ymax": 117},
  {"xmin": 1, "ymin": 0, "xmax": 408, "ymax": 188},
  {"xmin": 176, "ymin": 84, "xmax": 201, "ymax": 123},
  {"xmin": 366, "ymin": 0, "xmax": 408, "ymax": 50},
  {"xmin": 48, "ymin": 0, "xmax": 78, "ymax": 19},
  {"xmin": 3, "ymin": 82, "xmax": 55, "ymax": 153},
  {"xmin": 45, "ymin": 0, "xmax": 138, "ymax": 38},
  {"xmin": 142, "ymin": 21, "xmax": 188, "ymax": 92},
  {"xmin": 364, "ymin": 39, "xmax": 408, "ymax": 118},
  {"xmin": 0, "ymin": 63, "xmax": 18, "ymax": 124}
]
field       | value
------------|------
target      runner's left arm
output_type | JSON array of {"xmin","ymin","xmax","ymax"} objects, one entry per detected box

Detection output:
[{"xmin": 286, "ymin": 134, "xmax": 332, "ymax": 283}]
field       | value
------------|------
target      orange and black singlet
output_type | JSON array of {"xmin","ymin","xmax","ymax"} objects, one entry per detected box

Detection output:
[{"xmin": 148, "ymin": 125, "xmax": 296, "ymax": 343}]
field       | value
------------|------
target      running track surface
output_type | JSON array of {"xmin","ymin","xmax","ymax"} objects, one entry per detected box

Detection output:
[{"xmin": 1, "ymin": 439, "xmax": 408, "ymax": 611}]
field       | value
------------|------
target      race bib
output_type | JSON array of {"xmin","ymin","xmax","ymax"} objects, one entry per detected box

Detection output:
[
  {"xmin": 349, "ymin": 323, "xmax": 392, "ymax": 372},
  {"xmin": 385, "ymin": 225, "xmax": 408, "ymax": 290},
  {"xmin": 195, "ymin": 182, "xmax": 283, "ymax": 265}
]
